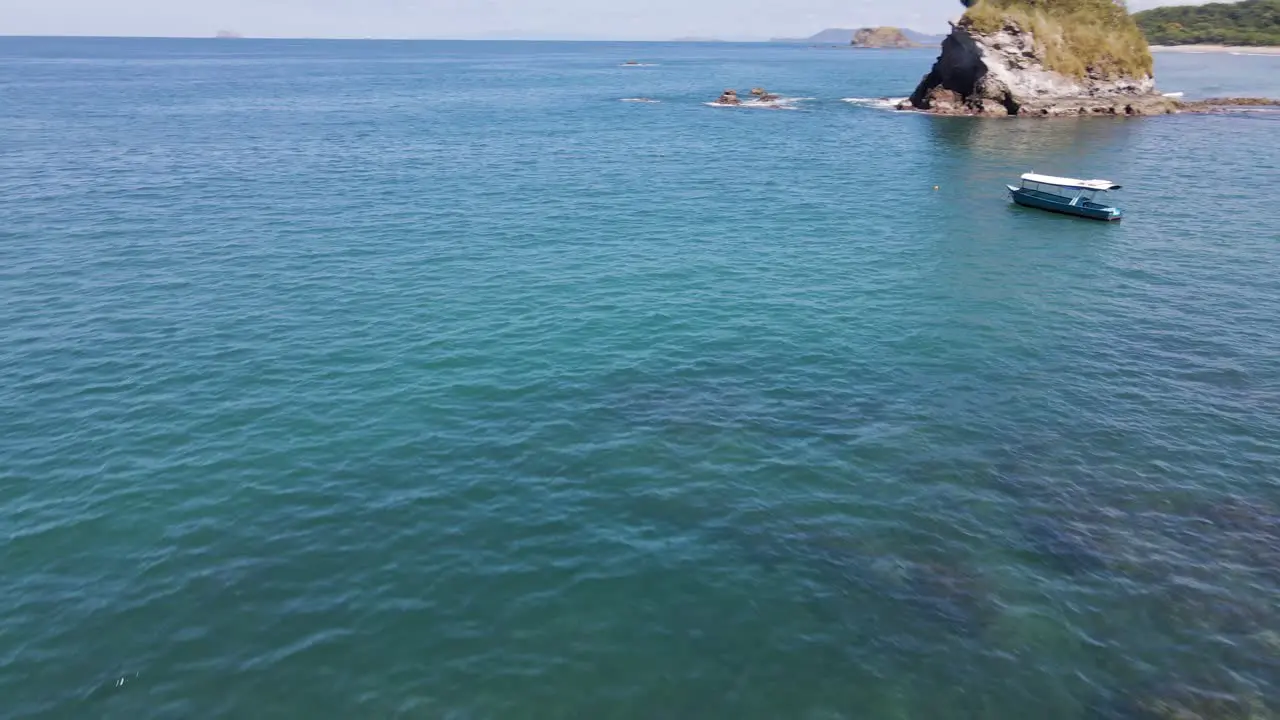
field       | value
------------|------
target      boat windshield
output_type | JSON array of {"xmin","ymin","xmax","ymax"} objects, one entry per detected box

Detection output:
[{"xmin": 1020, "ymin": 180, "xmax": 1105, "ymax": 203}]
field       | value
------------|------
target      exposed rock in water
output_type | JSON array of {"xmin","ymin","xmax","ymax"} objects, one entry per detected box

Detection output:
[
  {"xmin": 749, "ymin": 87, "xmax": 781, "ymax": 101},
  {"xmin": 1177, "ymin": 96, "xmax": 1280, "ymax": 112},
  {"xmin": 899, "ymin": 18, "xmax": 1177, "ymax": 117},
  {"xmin": 713, "ymin": 89, "xmax": 742, "ymax": 105},
  {"xmin": 852, "ymin": 26, "xmax": 920, "ymax": 49},
  {"xmin": 742, "ymin": 87, "xmax": 778, "ymax": 101}
]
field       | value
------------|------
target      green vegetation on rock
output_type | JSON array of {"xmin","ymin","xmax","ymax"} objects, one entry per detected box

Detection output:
[
  {"xmin": 960, "ymin": 0, "xmax": 1154, "ymax": 78},
  {"xmin": 1134, "ymin": 0, "xmax": 1280, "ymax": 46}
]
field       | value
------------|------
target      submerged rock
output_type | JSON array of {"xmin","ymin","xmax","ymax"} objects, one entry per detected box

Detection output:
[
  {"xmin": 900, "ymin": 16, "xmax": 1176, "ymax": 117},
  {"xmin": 703, "ymin": 522, "xmax": 997, "ymax": 634},
  {"xmin": 1126, "ymin": 686, "xmax": 1277, "ymax": 720},
  {"xmin": 1199, "ymin": 495, "xmax": 1280, "ymax": 535},
  {"xmin": 1018, "ymin": 516, "xmax": 1109, "ymax": 574},
  {"xmin": 894, "ymin": 560, "xmax": 996, "ymax": 633}
]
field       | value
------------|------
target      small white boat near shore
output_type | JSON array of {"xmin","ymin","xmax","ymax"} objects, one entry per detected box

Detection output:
[{"xmin": 1007, "ymin": 173, "xmax": 1124, "ymax": 222}]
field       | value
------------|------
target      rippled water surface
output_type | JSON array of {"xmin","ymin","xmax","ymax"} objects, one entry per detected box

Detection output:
[{"xmin": 3, "ymin": 38, "xmax": 1280, "ymax": 719}]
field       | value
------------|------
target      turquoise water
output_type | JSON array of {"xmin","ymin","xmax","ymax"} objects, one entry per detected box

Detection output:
[{"xmin": 3, "ymin": 38, "xmax": 1280, "ymax": 718}]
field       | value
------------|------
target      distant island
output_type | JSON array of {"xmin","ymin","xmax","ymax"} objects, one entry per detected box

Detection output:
[
  {"xmin": 851, "ymin": 27, "xmax": 921, "ymax": 48},
  {"xmin": 215, "ymin": 30, "xmax": 244, "ymax": 39},
  {"xmin": 771, "ymin": 27, "xmax": 944, "ymax": 45},
  {"xmin": 1134, "ymin": 0, "xmax": 1280, "ymax": 46}
]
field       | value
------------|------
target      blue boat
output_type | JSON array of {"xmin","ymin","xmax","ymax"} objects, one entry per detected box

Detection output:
[{"xmin": 1007, "ymin": 173, "xmax": 1123, "ymax": 221}]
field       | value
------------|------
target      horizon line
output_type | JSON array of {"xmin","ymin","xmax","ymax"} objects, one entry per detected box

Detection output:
[
  {"xmin": 0, "ymin": 33, "xmax": 788, "ymax": 43},
  {"xmin": 0, "ymin": 26, "xmax": 951, "ymax": 43}
]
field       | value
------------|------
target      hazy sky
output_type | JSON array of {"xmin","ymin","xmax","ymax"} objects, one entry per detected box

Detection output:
[{"xmin": 3, "ymin": 0, "xmax": 1198, "ymax": 40}]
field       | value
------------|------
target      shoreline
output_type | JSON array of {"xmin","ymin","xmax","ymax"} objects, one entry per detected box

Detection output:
[{"xmin": 1150, "ymin": 44, "xmax": 1280, "ymax": 55}]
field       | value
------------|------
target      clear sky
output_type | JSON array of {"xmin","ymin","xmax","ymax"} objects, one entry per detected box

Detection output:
[{"xmin": 3, "ymin": 0, "xmax": 1199, "ymax": 40}]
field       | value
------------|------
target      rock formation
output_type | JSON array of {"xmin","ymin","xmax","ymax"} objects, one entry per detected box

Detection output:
[
  {"xmin": 851, "ymin": 27, "xmax": 920, "ymax": 48},
  {"xmin": 1177, "ymin": 96, "xmax": 1280, "ymax": 112},
  {"xmin": 714, "ymin": 89, "xmax": 742, "ymax": 105},
  {"xmin": 900, "ymin": 15, "xmax": 1177, "ymax": 116},
  {"xmin": 750, "ymin": 87, "xmax": 781, "ymax": 101}
]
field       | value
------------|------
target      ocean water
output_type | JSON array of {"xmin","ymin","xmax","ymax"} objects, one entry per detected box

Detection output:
[{"xmin": 2, "ymin": 37, "xmax": 1280, "ymax": 719}]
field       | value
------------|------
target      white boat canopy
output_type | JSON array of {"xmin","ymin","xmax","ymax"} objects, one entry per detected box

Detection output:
[{"xmin": 1021, "ymin": 173, "xmax": 1121, "ymax": 191}]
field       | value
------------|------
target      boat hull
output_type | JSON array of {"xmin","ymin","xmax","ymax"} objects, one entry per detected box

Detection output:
[{"xmin": 1008, "ymin": 187, "xmax": 1122, "ymax": 221}]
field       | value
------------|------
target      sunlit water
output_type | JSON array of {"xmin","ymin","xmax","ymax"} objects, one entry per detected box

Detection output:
[{"xmin": 2, "ymin": 38, "xmax": 1280, "ymax": 719}]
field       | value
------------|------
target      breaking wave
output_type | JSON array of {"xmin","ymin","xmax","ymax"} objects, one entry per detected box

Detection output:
[
  {"xmin": 705, "ymin": 96, "xmax": 815, "ymax": 111},
  {"xmin": 842, "ymin": 97, "xmax": 908, "ymax": 110}
]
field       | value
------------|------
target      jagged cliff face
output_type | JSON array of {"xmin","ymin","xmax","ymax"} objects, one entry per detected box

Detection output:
[{"xmin": 904, "ymin": 18, "xmax": 1172, "ymax": 116}]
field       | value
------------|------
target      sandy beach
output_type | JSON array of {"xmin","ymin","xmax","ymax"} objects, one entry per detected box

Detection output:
[{"xmin": 1151, "ymin": 44, "xmax": 1280, "ymax": 55}]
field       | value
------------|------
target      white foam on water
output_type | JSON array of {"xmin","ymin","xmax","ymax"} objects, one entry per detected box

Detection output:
[
  {"xmin": 620, "ymin": 63, "xmax": 659, "ymax": 67},
  {"xmin": 705, "ymin": 96, "xmax": 814, "ymax": 111},
  {"xmin": 704, "ymin": 102, "xmax": 794, "ymax": 110},
  {"xmin": 842, "ymin": 97, "xmax": 908, "ymax": 111},
  {"xmin": 620, "ymin": 98, "xmax": 661, "ymax": 103},
  {"xmin": 1161, "ymin": 91, "xmax": 1185, "ymax": 98}
]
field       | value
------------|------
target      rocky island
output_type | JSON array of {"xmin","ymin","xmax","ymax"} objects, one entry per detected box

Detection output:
[
  {"xmin": 851, "ymin": 27, "xmax": 921, "ymax": 48},
  {"xmin": 900, "ymin": 0, "xmax": 1178, "ymax": 116},
  {"xmin": 773, "ymin": 28, "xmax": 945, "ymax": 44},
  {"xmin": 713, "ymin": 89, "xmax": 742, "ymax": 106}
]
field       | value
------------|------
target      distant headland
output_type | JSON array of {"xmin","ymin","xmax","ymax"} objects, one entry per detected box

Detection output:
[
  {"xmin": 771, "ymin": 27, "xmax": 945, "ymax": 45},
  {"xmin": 1149, "ymin": 44, "xmax": 1280, "ymax": 53},
  {"xmin": 1135, "ymin": 0, "xmax": 1280, "ymax": 47},
  {"xmin": 852, "ymin": 27, "xmax": 922, "ymax": 48},
  {"xmin": 215, "ymin": 30, "xmax": 244, "ymax": 39}
]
